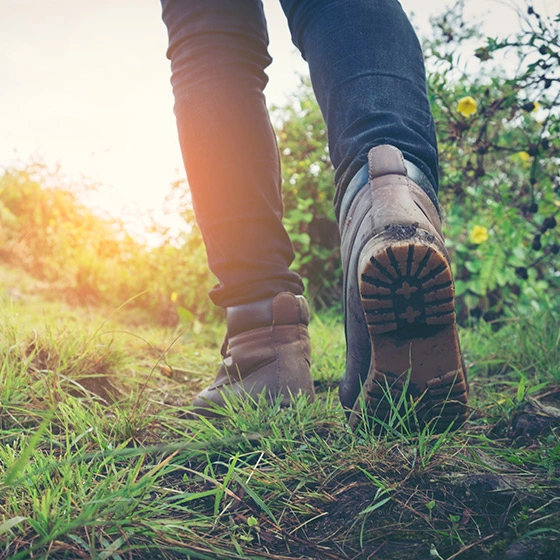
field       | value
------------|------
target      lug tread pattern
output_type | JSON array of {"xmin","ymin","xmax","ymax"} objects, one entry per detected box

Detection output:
[{"xmin": 360, "ymin": 244, "xmax": 455, "ymax": 334}]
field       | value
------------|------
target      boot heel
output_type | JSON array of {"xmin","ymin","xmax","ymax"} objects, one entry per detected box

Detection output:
[
  {"xmin": 350, "ymin": 229, "xmax": 468, "ymax": 431},
  {"xmin": 339, "ymin": 145, "xmax": 469, "ymax": 432}
]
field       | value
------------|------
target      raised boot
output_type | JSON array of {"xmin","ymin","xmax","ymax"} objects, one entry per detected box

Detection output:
[
  {"xmin": 193, "ymin": 292, "xmax": 315, "ymax": 416},
  {"xmin": 339, "ymin": 145, "xmax": 468, "ymax": 431}
]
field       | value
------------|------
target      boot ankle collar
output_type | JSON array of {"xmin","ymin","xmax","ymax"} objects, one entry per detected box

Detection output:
[
  {"xmin": 339, "ymin": 155, "xmax": 439, "ymax": 228},
  {"xmin": 226, "ymin": 293, "xmax": 309, "ymax": 338}
]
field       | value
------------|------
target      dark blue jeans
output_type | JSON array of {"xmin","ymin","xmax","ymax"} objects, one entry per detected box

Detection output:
[{"xmin": 160, "ymin": 0, "xmax": 438, "ymax": 308}]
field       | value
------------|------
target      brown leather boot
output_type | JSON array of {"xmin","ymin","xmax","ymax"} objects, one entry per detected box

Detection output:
[
  {"xmin": 192, "ymin": 292, "xmax": 315, "ymax": 416},
  {"xmin": 339, "ymin": 145, "xmax": 468, "ymax": 431}
]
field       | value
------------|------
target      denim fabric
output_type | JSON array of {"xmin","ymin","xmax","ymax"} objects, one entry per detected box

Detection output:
[{"xmin": 160, "ymin": 0, "xmax": 438, "ymax": 308}]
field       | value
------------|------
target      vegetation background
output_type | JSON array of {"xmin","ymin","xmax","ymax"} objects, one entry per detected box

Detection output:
[{"xmin": 0, "ymin": 2, "xmax": 559, "ymax": 558}]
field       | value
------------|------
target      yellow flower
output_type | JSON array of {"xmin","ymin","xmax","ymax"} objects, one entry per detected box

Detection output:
[
  {"xmin": 518, "ymin": 151, "xmax": 531, "ymax": 162},
  {"xmin": 457, "ymin": 96, "xmax": 477, "ymax": 117},
  {"xmin": 470, "ymin": 225, "xmax": 489, "ymax": 244},
  {"xmin": 532, "ymin": 102, "xmax": 541, "ymax": 113},
  {"xmin": 170, "ymin": 291, "xmax": 178, "ymax": 303}
]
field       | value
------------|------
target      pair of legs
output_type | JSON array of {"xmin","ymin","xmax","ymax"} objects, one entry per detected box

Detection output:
[{"xmin": 160, "ymin": 0, "xmax": 468, "ymax": 428}]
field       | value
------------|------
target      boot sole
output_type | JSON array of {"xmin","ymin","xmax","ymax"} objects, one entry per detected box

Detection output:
[{"xmin": 349, "ymin": 226, "xmax": 469, "ymax": 432}]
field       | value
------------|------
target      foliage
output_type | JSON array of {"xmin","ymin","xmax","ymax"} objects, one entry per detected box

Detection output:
[
  {"xmin": 0, "ymin": 163, "xmax": 217, "ymax": 325},
  {"xmin": 0, "ymin": 1, "xmax": 558, "ymax": 326},
  {"xmin": 271, "ymin": 86, "xmax": 341, "ymax": 306},
  {"xmin": 426, "ymin": 0, "xmax": 560, "ymax": 321}
]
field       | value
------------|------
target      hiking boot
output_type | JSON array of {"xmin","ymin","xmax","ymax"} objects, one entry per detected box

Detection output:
[
  {"xmin": 339, "ymin": 145, "xmax": 468, "ymax": 431},
  {"xmin": 192, "ymin": 292, "xmax": 315, "ymax": 416}
]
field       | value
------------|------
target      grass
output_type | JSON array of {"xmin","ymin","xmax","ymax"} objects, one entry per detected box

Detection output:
[{"xmin": 1, "ymin": 264, "xmax": 559, "ymax": 559}]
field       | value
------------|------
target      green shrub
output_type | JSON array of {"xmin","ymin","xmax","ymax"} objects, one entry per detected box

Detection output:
[
  {"xmin": 272, "ymin": 83, "xmax": 341, "ymax": 307},
  {"xmin": 427, "ymin": 0, "xmax": 560, "ymax": 320},
  {"xmin": 0, "ymin": 163, "xmax": 218, "ymax": 325}
]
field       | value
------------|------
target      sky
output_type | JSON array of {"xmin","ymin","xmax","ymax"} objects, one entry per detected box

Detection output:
[{"xmin": 0, "ymin": 0, "xmax": 558, "ymax": 238}]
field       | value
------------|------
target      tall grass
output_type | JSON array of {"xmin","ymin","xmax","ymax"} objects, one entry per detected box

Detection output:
[{"xmin": 1, "ymin": 290, "xmax": 559, "ymax": 559}]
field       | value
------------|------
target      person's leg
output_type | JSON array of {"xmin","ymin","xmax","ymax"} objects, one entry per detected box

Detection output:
[
  {"xmin": 160, "ymin": 0, "xmax": 314, "ymax": 413},
  {"xmin": 161, "ymin": 0, "xmax": 303, "ymax": 308},
  {"xmin": 279, "ymin": 0, "xmax": 439, "ymax": 216},
  {"xmin": 279, "ymin": 0, "xmax": 468, "ymax": 430}
]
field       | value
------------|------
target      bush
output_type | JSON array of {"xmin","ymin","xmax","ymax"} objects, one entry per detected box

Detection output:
[
  {"xmin": 271, "ymin": 84, "xmax": 341, "ymax": 307},
  {"xmin": 0, "ymin": 163, "xmax": 218, "ymax": 325},
  {"xmin": 427, "ymin": 0, "xmax": 559, "ymax": 320}
]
